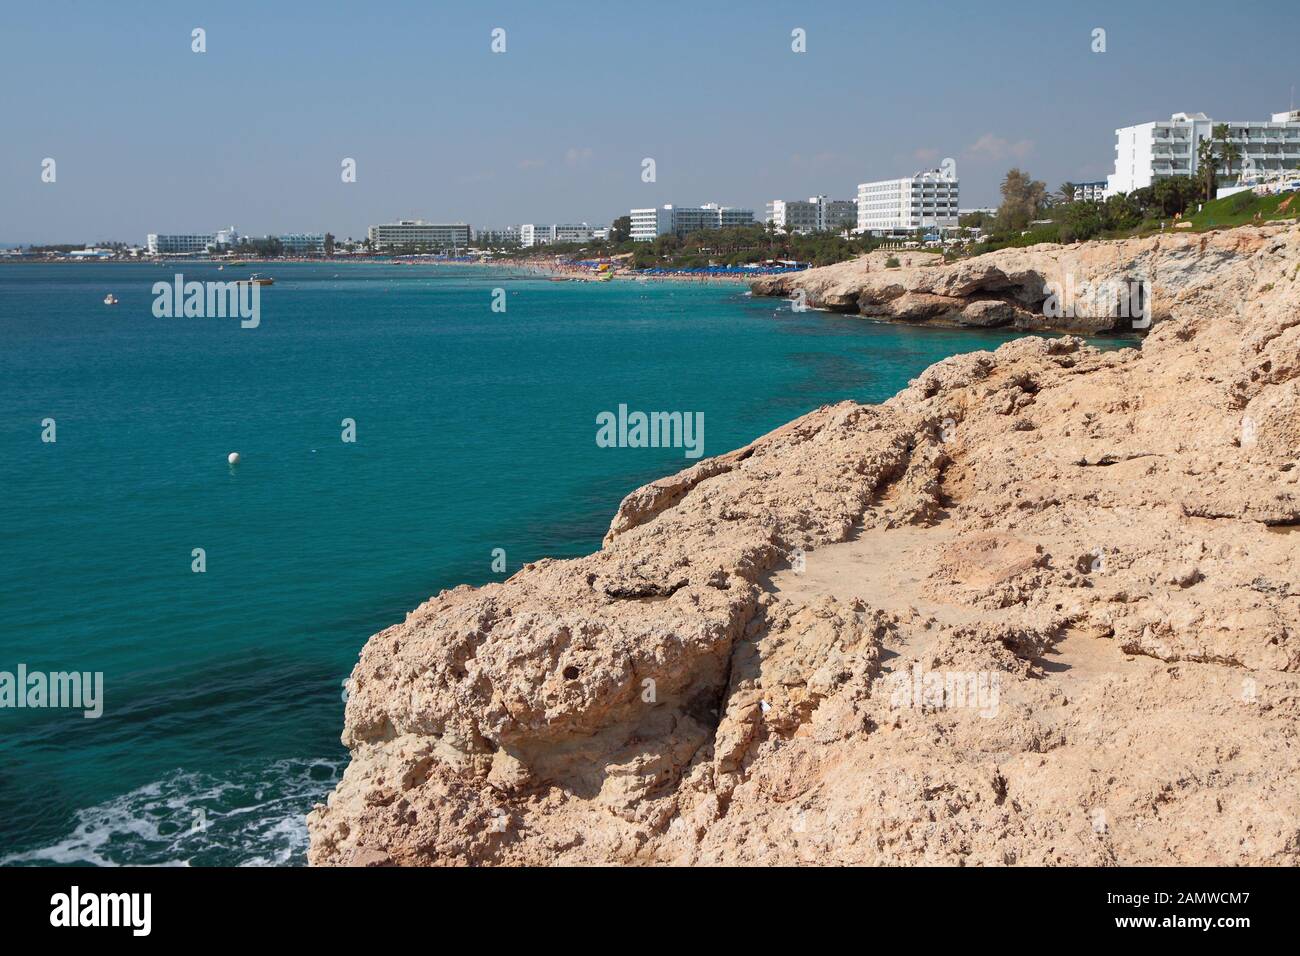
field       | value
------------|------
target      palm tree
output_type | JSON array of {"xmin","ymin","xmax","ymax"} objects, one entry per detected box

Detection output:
[
  {"xmin": 1223, "ymin": 140, "xmax": 1241, "ymax": 179},
  {"xmin": 1058, "ymin": 181, "xmax": 1077, "ymax": 204},
  {"xmin": 1212, "ymin": 123, "xmax": 1241, "ymax": 180},
  {"xmin": 1197, "ymin": 138, "xmax": 1219, "ymax": 200}
]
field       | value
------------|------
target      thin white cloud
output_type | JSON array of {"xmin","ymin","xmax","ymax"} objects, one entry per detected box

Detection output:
[{"xmin": 964, "ymin": 133, "xmax": 1035, "ymax": 162}]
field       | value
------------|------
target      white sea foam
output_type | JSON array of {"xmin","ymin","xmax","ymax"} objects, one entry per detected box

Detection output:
[{"xmin": 1, "ymin": 758, "xmax": 343, "ymax": 867}]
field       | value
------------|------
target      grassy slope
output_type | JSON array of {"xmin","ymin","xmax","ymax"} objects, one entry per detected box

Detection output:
[{"xmin": 1187, "ymin": 189, "xmax": 1300, "ymax": 229}]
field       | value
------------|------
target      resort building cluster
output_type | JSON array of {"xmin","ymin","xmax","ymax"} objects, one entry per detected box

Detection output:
[
  {"xmin": 146, "ymin": 227, "xmax": 325, "ymax": 255},
  {"xmin": 361, "ymin": 221, "xmax": 609, "ymax": 250},
  {"xmin": 45, "ymin": 105, "xmax": 1297, "ymax": 262},
  {"xmin": 761, "ymin": 167, "xmax": 965, "ymax": 239}
]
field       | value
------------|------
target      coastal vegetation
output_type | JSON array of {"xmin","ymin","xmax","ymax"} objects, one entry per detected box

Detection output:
[
  {"xmin": 500, "ymin": 224, "xmax": 898, "ymax": 270},
  {"xmin": 991, "ymin": 168, "xmax": 1049, "ymax": 232},
  {"xmin": 626, "ymin": 225, "xmax": 881, "ymax": 268},
  {"xmin": 964, "ymin": 164, "xmax": 1298, "ymax": 255}
]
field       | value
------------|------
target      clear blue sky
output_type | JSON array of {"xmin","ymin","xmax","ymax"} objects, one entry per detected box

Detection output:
[{"xmin": 3, "ymin": 0, "xmax": 1298, "ymax": 244}]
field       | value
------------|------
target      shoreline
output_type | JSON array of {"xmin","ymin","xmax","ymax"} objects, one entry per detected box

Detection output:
[
  {"xmin": 0, "ymin": 255, "xmax": 768, "ymax": 284},
  {"xmin": 503, "ymin": 259, "xmax": 755, "ymax": 284}
]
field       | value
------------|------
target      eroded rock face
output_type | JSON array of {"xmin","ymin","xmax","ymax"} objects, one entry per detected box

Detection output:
[
  {"xmin": 750, "ymin": 227, "xmax": 1285, "ymax": 333},
  {"xmin": 309, "ymin": 224, "xmax": 1300, "ymax": 867}
]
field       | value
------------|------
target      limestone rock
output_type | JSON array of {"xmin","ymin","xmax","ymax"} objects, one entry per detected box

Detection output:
[
  {"xmin": 750, "ymin": 226, "xmax": 1285, "ymax": 333},
  {"xmin": 309, "ymin": 223, "xmax": 1300, "ymax": 867}
]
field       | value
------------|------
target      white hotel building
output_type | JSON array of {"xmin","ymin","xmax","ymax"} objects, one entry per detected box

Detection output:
[
  {"xmin": 856, "ymin": 169, "xmax": 960, "ymax": 235},
  {"xmin": 765, "ymin": 196, "xmax": 857, "ymax": 234},
  {"xmin": 367, "ymin": 220, "xmax": 472, "ymax": 250},
  {"xmin": 519, "ymin": 223, "xmax": 603, "ymax": 247},
  {"xmin": 278, "ymin": 234, "xmax": 326, "ymax": 254},
  {"xmin": 474, "ymin": 226, "xmax": 521, "ymax": 246},
  {"xmin": 630, "ymin": 203, "xmax": 756, "ymax": 241},
  {"xmin": 146, "ymin": 233, "xmax": 215, "ymax": 255},
  {"xmin": 1106, "ymin": 110, "xmax": 1300, "ymax": 196}
]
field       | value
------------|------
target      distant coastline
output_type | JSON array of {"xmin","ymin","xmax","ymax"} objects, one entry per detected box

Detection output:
[{"xmin": 0, "ymin": 255, "xmax": 767, "ymax": 284}]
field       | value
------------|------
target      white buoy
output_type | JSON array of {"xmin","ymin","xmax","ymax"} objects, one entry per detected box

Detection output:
[{"xmin": 227, "ymin": 452, "xmax": 240, "ymax": 465}]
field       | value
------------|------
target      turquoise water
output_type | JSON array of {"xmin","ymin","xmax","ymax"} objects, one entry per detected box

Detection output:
[{"xmin": 0, "ymin": 262, "xmax": 1134, "ymax": 865}]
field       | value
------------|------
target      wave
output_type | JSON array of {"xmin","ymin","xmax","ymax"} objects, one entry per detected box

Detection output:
[{"xmin": 1, "ymin": 758, "xmax": 343, "ymax": 867}]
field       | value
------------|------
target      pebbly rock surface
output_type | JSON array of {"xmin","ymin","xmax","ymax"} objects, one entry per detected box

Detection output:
[
  {"xmin": 308, "ymin": 223, "xmax": 1300, "ymax": 866},
  {"xmin": 750, "ymin": 227, "xmax": 1286, "ymax": 333}
]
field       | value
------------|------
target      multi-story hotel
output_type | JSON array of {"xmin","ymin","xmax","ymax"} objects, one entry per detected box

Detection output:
[
  {"xmin": 474, "ymin": 226, "xmax": 521, "ymax": 246},
  {"xmin": 630, "ymin": 207, "xmax": 674, "ymax": 241},
  {"xmin": 765, "ymin": 196, "xmax": 858, "ymax": 234},
  {"xmin": 629, "ymin": 203, "xmax": 756, "ymax": 241},
  {"xmin": 1106, "ymin": 110, "xmax": 1300, "ymax": 196},
  {"xmin": 475, "ymin": 224, "xmax": 607, "ymax": 247},
  {"xmin": 518, "ymin": 223, "xmax": 603, "ymax": 247},
  {"xmin": 856, "ymin": 169, "xmax": 960, "ymax": 234},
  {"xmin": 278, "ymin": 233, "xmax": 326, "ymax": 254},
  {"xmin": 555, "ymin": 223, "xmax": 603, "ymax": 243},
  {"xmin": 367, "ymin": 220, "xmax": 472, "ymax": 250},
  {"xmin": 146, "ymin": 233, "xmax": 216, "ymax": 255},
  {"xmin": 518, "ymin": 224, "xmax": 548, "ymax": 247}
]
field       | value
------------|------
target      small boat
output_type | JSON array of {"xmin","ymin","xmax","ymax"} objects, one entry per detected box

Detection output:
[
  {"xmin": 237, "ymin": 274, "xmax": 274, "ymax": 286},
  {"xmin": 103, "ymin": 294, "xmax": 118, "ymax": 305}
]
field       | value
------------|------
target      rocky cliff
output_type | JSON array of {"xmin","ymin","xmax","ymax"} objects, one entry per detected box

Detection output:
[
  {"xmin": 308, "ymin": 223, "xmax": 1300, "ymax": 866},
  {"xmin": 750, "ymin": 228, "xmax": 1282, "ymax": 333}
]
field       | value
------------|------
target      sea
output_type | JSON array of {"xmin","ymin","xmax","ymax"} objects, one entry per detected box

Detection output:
[{"xmin": 0, "ymin": 262, "xmax": 1134, "ymax": 865}]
